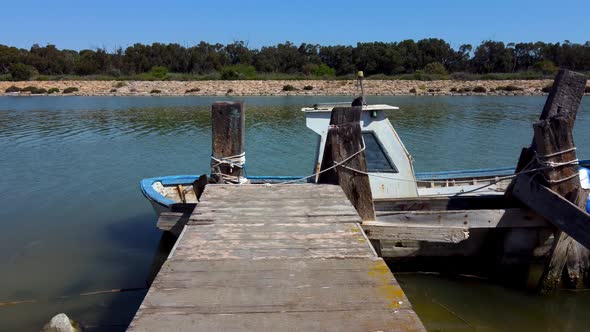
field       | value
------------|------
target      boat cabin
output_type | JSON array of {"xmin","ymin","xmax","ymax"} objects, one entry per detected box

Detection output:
[{"xmin": 302, "ymin": 104, "xmax": 419, "ymax": 199}]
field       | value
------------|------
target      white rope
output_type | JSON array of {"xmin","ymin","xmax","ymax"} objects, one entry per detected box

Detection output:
[
  {"xmin": 543, "ymin": 172, "xmax": 579, "ymax": 184},
  {"xmin": 211, "ymin": 152, "xmax": 247, "ymax": 184},
  {"xmin": 538, "ymin": 147, "xmax": 577, "ymax": 159},
  {"xmin": 269, "ymin": 143, "xmax": 367, "ymax": 186},
  {"xmin": 535, "ymin": 150, "xmax": 579, "ymax": 168},
  {"xmin": 533, "ymin": 148, "xmax": 580, "ymax": 184}
]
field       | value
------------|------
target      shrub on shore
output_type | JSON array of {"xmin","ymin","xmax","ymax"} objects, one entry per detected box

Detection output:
[
  {"xmin": 450, "ymin": 72, "xmax": 477, "ymax": 81},
  {"xmin": 472, "ymin": 86, "xmax": 486, "ymax": 93},
  {"xmin": 282, "ymin": 84, "xmax": 297, "ymax": 91},
  {"xmin": 185, "ymin": 87, "xmax": 201, "ymax": 93},
  {"xmin": 110, "ymin": 88, "xmax": 117, "ymax": 93},
  {"xmin": 541, "ymin": 85, "xmax": 552, "ymax": 93},
  {"xmin": 47, "ymin": 88, "xmax": 59, "ymax": 94},
  {"xmin": 450, "ymin": 87, "xmax": 458, "ymax": 92},
  {"xmin": 114, "ymin": 81, "xmax": 127, "ymax": 88},
  {"xmin": 423, "ymin": 62, "xmax": 448, "ymax": 76},
  {"xmin": 150, "ymin": 89, "xmax": 161, "ymax": 94},
  {"xmin": 226, "ymin": 88, "xmax": 233, "ymax": 94},
  {"xmin": 310, "ymin": 64, "xmax": 336, "ymax": 77},
  {"xmin": 496, "ymin": 85, "xmax": 523, "ymax": 92},
  {"xmin": 458, "ymin": 87, "xmax": 472, "ymax": 93},
  {"xmin": 10, "ymin": 63, "xmax": 35, "ymax": 81},
  {"xmin": 63, "ymin": 87, "xmax": 79, "ymax": 94},
  {"xmin": 21, "ymin": 86, "xmax": 47, "ymax": 94},
  {"xmin": 150, "ymin": 66, "xmax": 169, "ymax": 80},
  {"xmin": 303, "ymin": 85, "xmax": 313, "ymax": 90},
  {"xmin": 5, "ymin": 85, "xmax": 21, "ymax": 93},
  {"xmin": 409, "ymin": 88, "xmax": 417, "ymax": 93},
  {"xmin": 220, "ymin": 65, "xmax": 257, "ymax": 80},
  {"xmin": 533, "ymin": 60, "xmax": 558, "ymax": 75}
]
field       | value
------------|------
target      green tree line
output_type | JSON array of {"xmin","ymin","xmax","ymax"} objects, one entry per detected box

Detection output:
[{"xmin": 1, "ymin": 39, "xmax": 589, "ymax": 80}]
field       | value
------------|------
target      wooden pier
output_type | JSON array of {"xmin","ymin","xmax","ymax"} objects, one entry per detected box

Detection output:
[{"xmin": 129, "ymin": 184, "xmax": 425, "ymax": 331}]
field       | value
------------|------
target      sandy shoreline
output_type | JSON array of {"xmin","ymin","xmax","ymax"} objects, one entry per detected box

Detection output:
[{"xmin": 1, "ymin": 79, "xmax": 588, "ymax": 96}]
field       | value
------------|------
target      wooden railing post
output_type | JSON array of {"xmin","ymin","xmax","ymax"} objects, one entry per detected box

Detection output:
[
  {"xmin": 211, "ymin": 102, "xmax": 245, "ymax": 184},
  {"xmin": 318, "ymin": 107, "xmax": 376, "ymax": 221}
]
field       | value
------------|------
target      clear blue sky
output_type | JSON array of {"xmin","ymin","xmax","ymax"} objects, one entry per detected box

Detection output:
[{"xmin": 1, "ymin": 0, "xmax": 589, "ymax": 50}]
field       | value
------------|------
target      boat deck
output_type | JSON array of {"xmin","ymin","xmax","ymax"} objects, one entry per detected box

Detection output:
[{"xmin": 129, "ymin": 184, "xmax": 425, "ymax": 331}]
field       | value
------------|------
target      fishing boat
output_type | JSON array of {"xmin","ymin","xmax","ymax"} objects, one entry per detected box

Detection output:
[{"xmin": 140, "ymin": 102, "xmax": 590, "ymax": 215}]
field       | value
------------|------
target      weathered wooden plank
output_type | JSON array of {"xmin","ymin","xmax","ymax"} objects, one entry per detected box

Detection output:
[
  {"xmin": 513, "ymin": 174, "xmax": 590, "ymax": 249},
  {"xmin": 210, "ymin": 102, "xmax": 245, "ymax": 183},
  {"xmin": 189, "ymin": 215, "xmax": 362, "ymax": 225},
  {"xmin": 375, "ymin": 209, "xmax": 549, "ymax": 228},
  {"xmin": 129, "ymin": 309, "xmax": 424, "ymax": 332},
  {"xmin": 172, "ymin": 223, "xmax": 373, "ymax": 260},
  {"xmin": 374, "ymin": 195, "xmax": 519, "ymax": 211},
  {"xmin": 363, "ymin": 222, "xmax": 469, "ymax": 243}
]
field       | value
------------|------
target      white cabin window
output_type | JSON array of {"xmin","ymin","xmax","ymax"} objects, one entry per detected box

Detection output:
[{"xmin": 362, "ymin": 132, "xmax": 398, "ymax": 173}]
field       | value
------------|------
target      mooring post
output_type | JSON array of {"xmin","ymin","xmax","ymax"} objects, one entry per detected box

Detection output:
[
  {"xmin": 507, "ymin": 69, "xmax": 588, "ymax": 292},
  {"xmin": 318, "ymin": 107, "xmax": 376, "ymax": 222},
  {"xmin": 211, "ymin": 102, "xmax": 245, "ymax": 184},
  {"xmin": 534, "ymin": 112, "xmax": 588, "ymax": 291},
  {"xmin": 510, "ymin": 69, "xmax": 587, "ymax": 177}
]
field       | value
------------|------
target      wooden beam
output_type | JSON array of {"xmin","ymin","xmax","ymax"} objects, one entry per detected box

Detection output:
[
  {"xmin": 513, "ymin": 174, "xmax": 590, "ymax": 292},
  {"xmin": 210, "ymin": 102, "xmax": 245, "ymax": 183},
  {"xmin": 374, "ymin": 208, "xmax": 549, "ymax": 229},
  {"xmin": 318, "ymin": 107, "xmax": 376, "ymax": 221},
  {"xmin": 512, "ymin": 174, "xmax": 590, "ymax": 248},
  {"xmin": 374, "ymin": 195, "xmax": 520, "ymax": 211},
  {"xmin": 363, "ymin": 221, "xmax": 469, "ymax": 243}
]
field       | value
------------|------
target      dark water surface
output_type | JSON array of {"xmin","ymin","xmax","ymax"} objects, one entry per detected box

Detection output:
[{"xmin": 1, "ymin": 95, "xmax": 589, "ymax": 331}]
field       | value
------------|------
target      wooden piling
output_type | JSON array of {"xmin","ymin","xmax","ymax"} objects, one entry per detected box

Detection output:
[
  {"xmin": 506, "ymin": 69, "xmax": 589, "ymax": 292},
  {"xmin": 210, "ymin": 102, "xmax": 245, "ymax": 183},
  {"xmin": 533, "ymin": 112, "xmax": 589, "ymax": 291},
  {"xmin": 511, "ymin": 69, "xmax": 587, "ymax": 176},
  {"xmin": 318, "ymin": 107, "xmax": 375, "ymax": 221}
]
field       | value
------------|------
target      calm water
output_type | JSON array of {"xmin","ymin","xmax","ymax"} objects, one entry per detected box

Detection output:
[{"xmin": 1, "ymin": 95, "xmax": 589, "ymax": 331}]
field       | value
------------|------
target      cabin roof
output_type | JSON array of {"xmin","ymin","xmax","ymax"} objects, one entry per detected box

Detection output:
[{"xmin": 301, "ymin": 104, "xmax": 399, "ymax": 113}]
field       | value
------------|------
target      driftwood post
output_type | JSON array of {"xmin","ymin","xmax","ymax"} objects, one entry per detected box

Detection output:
[
  {"xmin": 211, "ymin": 102, "xmax": 245, "ymax": 184},
  {"xmin": 318, "ymin": 107, "xmax": 376, "ymax": 221},
  {"xmin": 509, "ymin": 69, "xmax": 588, "ymax": 292}
]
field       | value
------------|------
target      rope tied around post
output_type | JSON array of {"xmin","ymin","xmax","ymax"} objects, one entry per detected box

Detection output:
[
  {"xmin": 211, "ymin": 152, "xmax": 247, "ymax": 184},
  {"xmin": 533, "ymin": 147, "xmax": 580, "ymax": 184}
]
